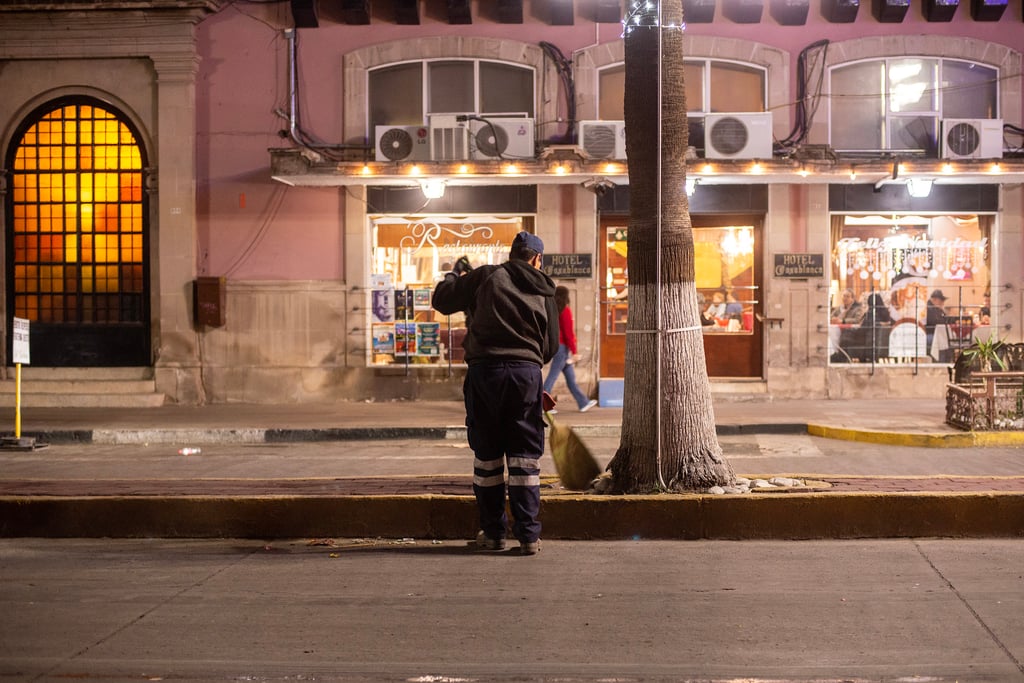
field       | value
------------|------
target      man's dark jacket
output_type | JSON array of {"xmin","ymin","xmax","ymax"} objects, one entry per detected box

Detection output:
[{"xmin": 432, "ymin": 260, "xmax": 559, "ymax": 367}]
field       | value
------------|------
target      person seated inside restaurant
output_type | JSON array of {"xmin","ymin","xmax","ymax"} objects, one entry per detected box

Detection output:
[
  {"xmin": 850, "ymin": 292, "xmax": 893, "ymax": 362},
  {"xmin": 725, "ymin": 291, "xmax": 744, "ymax": 319},
  {"xmin": 830, "ymin": 288, "xmax": 865, "ymax": 325},
  {"xmin": 696, "ymin": 293, "xmax": 715, "ymax": 326},
  {"xmin": 703, "ymin": 290, "xmax": 728, "ymax": 323}
]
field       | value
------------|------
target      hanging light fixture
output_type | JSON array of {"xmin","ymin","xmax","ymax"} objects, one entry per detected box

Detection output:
[
  {"xmin": 906, "ymin": 177, "xmax": 933, "ymax": 198},
  {"xmin": 420, "ymin": 179, "xmax": 446, "ymax": 199}
]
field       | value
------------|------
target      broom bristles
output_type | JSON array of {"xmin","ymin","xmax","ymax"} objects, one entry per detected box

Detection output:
[{"xmin": 546, "ymin": 411, "xmax": 601, "ymax": 490}]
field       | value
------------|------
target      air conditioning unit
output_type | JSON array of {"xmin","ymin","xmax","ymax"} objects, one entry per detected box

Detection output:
[
  {"xmin": 704, "ymin": 112, "xmax": 773, "ymax": 159},
  {"xmin": 579, "ymin": 120, "xmax": 626, "ymax": 160},
  {"xmin": 374, "ymin": 125, "xmax": 430, "ymax": 162},
  {"xmin": 941, "ymin": 118, "xmax": 1003, "ymax": 159},
  {"xmin": 429, "ymin": 114, "xmax": 470, "ymax": 161},
  {"xmin": 469, "ymin": 118, "xmax": 535, "ymax": 160}
]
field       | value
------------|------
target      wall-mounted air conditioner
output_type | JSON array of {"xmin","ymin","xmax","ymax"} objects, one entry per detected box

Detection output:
[
  {"xmin": 374, "ymin": 125, "xmax": 430, "ymax": 162},
  {"xmin": 579, "ymin": 120, "xmax": 627, "ymax": 160},
  {"xmin": 469, "ymin": 118, "xmax": 535, "ymax": 160},
  {"xmin": 429, "ymin": 114, "xmax": 470, "ymax": 161},
  {"xmin": 704, "ymin": 112, "xmax": 773, "ymax": 159},
  {"xmin": 941, "ymin": 118, "xmax": 1003, "ymax": 159}
]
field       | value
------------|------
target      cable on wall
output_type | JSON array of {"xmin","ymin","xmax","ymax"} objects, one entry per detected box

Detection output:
[
  {"xmin": 540, "ymin": 41, "xmax": 577, "ymax": 144},
  {"xmin": 776, "ymin": 39, "xmax": 830, "ymax": 153}
]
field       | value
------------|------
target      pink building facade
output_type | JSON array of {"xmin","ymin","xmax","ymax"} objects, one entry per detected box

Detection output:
[{"xmin": 1, "ymin": 0, "xmax": 1022, "ymax": 405}]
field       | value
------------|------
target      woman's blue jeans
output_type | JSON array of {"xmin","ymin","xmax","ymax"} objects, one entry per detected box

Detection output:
[{"xmin": 543, "ymin": 343, "xmax": 589, "ymax": 410}]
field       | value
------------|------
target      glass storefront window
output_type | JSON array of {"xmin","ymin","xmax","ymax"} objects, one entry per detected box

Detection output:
[
  {"xmin": 604, "ymin": 227, "xmax": 628, "ymax": 334},
  {"xmin": 696, "ymin": 226, "xmax": 757, "ymax": 334},
  {"xmin": 602, "ymin": 225, "xmax": 757, "ymax": 336},
  {"xmin": 368, "ymin": 216, "xmax": 527, "ymax": 366},
  {"xmin": 828, "ymin": 214, "xmax": 992, "ymax": 365}
]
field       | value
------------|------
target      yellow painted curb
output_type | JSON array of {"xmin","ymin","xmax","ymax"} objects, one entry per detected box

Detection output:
[
  {"xmin": 807, "ymin": 424, "xmax": 1024, "ymax": 448},
  {"xmin": 973, "ymin": 430, "xmax": 1024, "ymax": 447}
]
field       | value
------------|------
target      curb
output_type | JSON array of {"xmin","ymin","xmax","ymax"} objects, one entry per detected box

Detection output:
[
  {"xmin": 26, "ymin": 423, "xmax": 1021, "ymax": 447},
  {"xmin": 19, "ymin": 423, "xmax": 823, "ymax": 445},
  {"xmin": 807, "ymin": 424, "xmax": 1024, "ymax": 448},
  {"xmin": 3, "ymin": 491, "xmax": 1022, "ymax": 539}
]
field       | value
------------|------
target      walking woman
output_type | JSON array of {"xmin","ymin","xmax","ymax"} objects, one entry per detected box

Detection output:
[{"xmin": 543, "ymin": 286, "xmax": 598, "ymax": 413}]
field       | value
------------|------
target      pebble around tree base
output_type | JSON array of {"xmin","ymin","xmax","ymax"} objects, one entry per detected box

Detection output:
[
  {"xmin": 706, "ymin": 476, "xmax": 806, "ymax": 495},
  {"xmin": 586, "ymin": 474, "xmax": 808, "ymax": 494}
]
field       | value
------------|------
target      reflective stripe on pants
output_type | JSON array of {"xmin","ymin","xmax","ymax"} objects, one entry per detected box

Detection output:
[{"xmin": 464, "ymin": 361, "xmax": 544, "ymax": 543}]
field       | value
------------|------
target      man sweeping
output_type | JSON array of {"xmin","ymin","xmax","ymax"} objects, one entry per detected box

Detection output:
[{"xmin": 432, "ymin": 231, "xmax": 558, "ymax": 555}]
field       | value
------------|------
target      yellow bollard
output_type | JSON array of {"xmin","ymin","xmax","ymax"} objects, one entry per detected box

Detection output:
[{"xmin": 15, "ymin": 363, "xmax": 21, "ymax": 439}]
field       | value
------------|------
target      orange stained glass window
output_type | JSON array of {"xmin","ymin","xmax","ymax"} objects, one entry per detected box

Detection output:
[{"xmin": 8, "ymin": 100, "xmax": 146, "ymax": 324}]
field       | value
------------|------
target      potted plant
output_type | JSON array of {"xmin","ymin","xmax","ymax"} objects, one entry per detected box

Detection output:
[{"xmin": 960, "ymin": 335, "xmax": 1007, "ymax": 373}]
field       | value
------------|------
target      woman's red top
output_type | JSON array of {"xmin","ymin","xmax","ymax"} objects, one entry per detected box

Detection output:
[{"xmin": 558, "ymin": 306, "xmax": 577, "ymax": 354}]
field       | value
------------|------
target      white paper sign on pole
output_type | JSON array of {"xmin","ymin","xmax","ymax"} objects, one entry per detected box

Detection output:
[{"xmin": 12, "ymin": 317, "xmax": 30, "ymax": 365}]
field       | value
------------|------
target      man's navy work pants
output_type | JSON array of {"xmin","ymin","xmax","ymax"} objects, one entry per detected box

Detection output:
[{"xmin": 464, "ymin": 360, "xmax": 545, "ymax": 544}]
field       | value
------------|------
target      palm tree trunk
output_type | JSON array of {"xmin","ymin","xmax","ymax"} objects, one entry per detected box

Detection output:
[{"xmin": 606, "ymin": 0, "xmax": 735, "ymax": 493}]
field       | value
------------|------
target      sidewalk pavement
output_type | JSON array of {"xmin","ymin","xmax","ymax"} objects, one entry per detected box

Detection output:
[{"xmin": 1, "ymin": 397, "xmax": 1023, "ymax": 540}]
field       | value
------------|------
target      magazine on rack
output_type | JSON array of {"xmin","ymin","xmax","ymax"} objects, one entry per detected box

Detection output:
[
  {"xmin": 395, "ymin": 322, "xmax": 416, "ymax": 356},
  {"xmin": 371, "ymin": 323, "xmax": 395, "ymax": 354},
  {"xmin": 413, "ymin": 288, "xmax": 432, "ymax": 311},
  {"xmin": 394, "ymin": 290, "xmax": 413, "ymax": 321},
  {"xmin": 416, "ymin": 322, "xmax": 440, "ymax": 356}
]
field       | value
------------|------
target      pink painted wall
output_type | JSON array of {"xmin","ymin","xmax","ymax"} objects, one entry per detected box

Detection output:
[{"xmin": 193, "ymin": 1, "xmax": 1024, "ymax": 281}]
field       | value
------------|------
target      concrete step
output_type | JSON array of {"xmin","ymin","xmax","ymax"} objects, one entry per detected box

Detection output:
[
  {"xmin": 0, "ymin": 367, "xmax": 165, "ymax": 408},
  {"xmin": 711, "ymin": 380, "xmax": 770, "ymax": 401},
  {"xmin": 0, "ymin": 379, "xmax": 158, "ymax": 395},
  {"xmin": 12, "ymin": 367, "xmax": 153, "ymax": 381},
  {"xmin": 1, "ymin": 392, "xmax": 166, "ymax": 408},
  {"xmin": 599, "ymin": 377, "xmax": 769, "ymax": 407}
]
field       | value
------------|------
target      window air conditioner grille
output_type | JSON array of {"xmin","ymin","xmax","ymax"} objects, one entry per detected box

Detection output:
[
  {"xmin": 945, "ymin": 122, "xmax": 981, "ymax": 157},
  {"xmin": 940, "ymin": 118, "xmax": 1003, "ymax": 160},
  {"xmin": 578, "ymin": 120, "xmax": 626, "ymax": 160},
  {"xmin": 583, "ymin": 124, "xmax": 618, "ymax": 158},
  {"xmin": 474, "ymin": 124, "xmax": 509, "ymax": 157},
  {"xmin": 374, "ymin": 125, "xmax": 430, "ymax": 162},
  {"xmin": 469, "ymin": 118, "xmax": 535, "ymax": 159},
  {"xmin": 708, "ymin": 117, "xmax": 751, "ymax": 156},
  {"xmin": 379, "ymin": 128, "xmax": 414, "ymax": 161}
]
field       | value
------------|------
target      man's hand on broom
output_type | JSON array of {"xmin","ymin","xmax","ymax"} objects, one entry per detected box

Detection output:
[{"xmin": 542, "ymin": 391, "xmax": 556, "ymax": 413}]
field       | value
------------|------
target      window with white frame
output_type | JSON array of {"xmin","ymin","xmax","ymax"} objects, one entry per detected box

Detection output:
[
  {"xmin": 368, "ymin": 59, "xmax": 535, "ymax": 131},
  {"xmin": 598, "ymin": 59, "xmax": 766, "ymax": 119},
  {"xmin": 828, "ymin": 58, "xmax": 998, "ymax": 154},
  {"xmin": 597, "ymin": 59, "xmax": 766, "ymax": 152}
]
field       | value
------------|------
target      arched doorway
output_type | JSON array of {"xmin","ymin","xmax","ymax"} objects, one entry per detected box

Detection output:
[{"xmin": 5, "ymin": 97, "xmax": 151, "ymax": 366}]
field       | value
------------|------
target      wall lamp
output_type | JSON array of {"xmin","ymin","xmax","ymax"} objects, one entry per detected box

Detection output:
[
  {"xmin": 582, "ymin": 177, "xmax": 615, "ymax": 196},
  {"xmin": 420, "ymin": 179, "xmax": 447, "ymax": 199},
  {"xmin": 905, "ymin": 177, "xmax": 934, "ymax": 198}
]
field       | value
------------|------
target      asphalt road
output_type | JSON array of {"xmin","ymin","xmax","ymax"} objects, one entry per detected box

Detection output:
[
  {"xmin": 2, "ymin": 537, "xmax": 1022, "ymax": 682},
  {"xmin": 3, "ymin": 433, "xmax": 1022, "ymax": 481}
]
